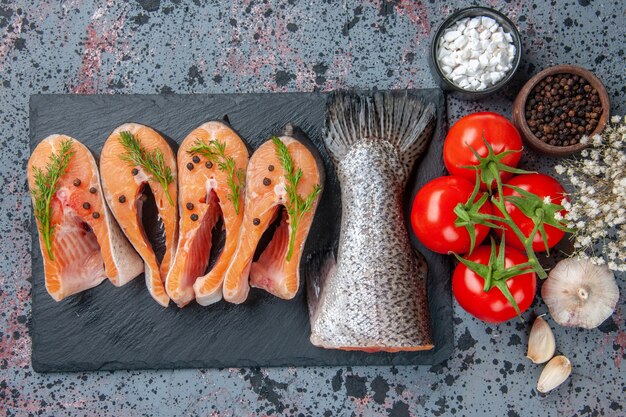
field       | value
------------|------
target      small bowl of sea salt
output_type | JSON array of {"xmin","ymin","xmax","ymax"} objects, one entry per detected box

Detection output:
[{"xmin": 430, "ymin": 7, "xmax": 522, "ymax": 98}]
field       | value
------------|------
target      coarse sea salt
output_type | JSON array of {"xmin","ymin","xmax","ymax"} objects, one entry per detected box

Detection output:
[{"xmin": 437, "ymin": 15, "xmax": 516, "ymax": 91}]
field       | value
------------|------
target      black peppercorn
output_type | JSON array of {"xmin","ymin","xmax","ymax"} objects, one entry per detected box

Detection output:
[
  {"xmin": 525, "ymin": 72, "xmax": 601, "ymax": 147},
  {"xmin": 187, "ymin": 162, "xmax": 194, "ymax": 170},
  {"xmin": 191, "ymin": 214, "xmax": 199, "ymax": 221},
  {"xmin": 92, "ymin": 212, "xmax": 100, "ymax": 219},
  {"xmin": 132, "ymin": 168, "xmax": 139, "ymax": 176},
  {"xmin": 83, "ymin": 202, "xmax": 91, "ymax": 209},
  {"xmin": 192, "ymin": 155, "xmax": 200, "ymax": 164},
  {"xmin": 119, "ymin": 195, "xmax": 126, "ymax": 203},
  {"xmin": 263, "ymin": 177, "xmax": 271, "ymax": 186},
  {"xmin": 268, "ymin": 165, "xmax": 274, "ymax": 172},
  {"xmin": 186, "ymin": 202, "xmax": 194, "ymax": 210},
  {"xmin": 89, "ymin": 187, "xmax": 97, "ymax": 194},
  {"xmin": 73, "ymin": 178, "xmax": 81, "ymax": 186},
  {"xmin": 205, "ymin": 161, "xmax": 213, "ymax": 169},
  {"xmin": 253, "ymin": 218, "xmax": 260, "ymax": 226}
]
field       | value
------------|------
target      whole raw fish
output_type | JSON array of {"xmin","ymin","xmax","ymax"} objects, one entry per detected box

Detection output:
[{"xmin": 309, "ymin": 91, "xmax": 436, "ymax": 352}]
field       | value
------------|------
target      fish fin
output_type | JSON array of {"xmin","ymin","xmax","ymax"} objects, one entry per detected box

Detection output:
[
  {"xmin": 305, "ymin": 248, "xmax": 336, "ymax": 322},
  {"xmin": 325, "ymin": 91, "xmax": 436, "ymax": 172}
]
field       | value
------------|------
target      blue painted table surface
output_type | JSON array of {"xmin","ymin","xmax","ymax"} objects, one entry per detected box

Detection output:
[{"xmin": 1, "ymin": 1, "xmax": 624, "ymax": 416}]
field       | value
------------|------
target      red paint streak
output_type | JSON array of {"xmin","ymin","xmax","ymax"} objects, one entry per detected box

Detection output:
[
  {"xmin": 614, "ymin": 331, "xmax": 626, "ymax": 368},
  {"xmin": 220, "ymin": 1, "xmax": 318, "ymax": 92},
  {"xmin": 393, "ymin": 0, "xmax": 431, "ymax": 35},
  {"xmin": 321, "ymin": 50, "xmax": 353, "ymax": 91},
  {"xmin": 0, "ymin": 13, "xmax": 23, "ymax": 71},
  {"xmin": 610, "ymin": 309, "xmax": 625, "ymax": 368},
  {"xmin": 70, "ymin": 14, "xmax": 125, "ymax": 94}
]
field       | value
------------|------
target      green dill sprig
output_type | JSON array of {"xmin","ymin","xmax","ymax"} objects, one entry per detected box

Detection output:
[
  {"xmin": 272, "ymin": 136, "xmax": 321, "ymax": 262},
  {"xmin": 118, "ymin": 131, "xmax": 175, "ymax": 206},
  {"xmin": 32, "ymin": 138, "xmax": 75, "ymax": 260},
  {"xmin": 188, "ymin": 140, "xmax": 245, "ymax": 214}
]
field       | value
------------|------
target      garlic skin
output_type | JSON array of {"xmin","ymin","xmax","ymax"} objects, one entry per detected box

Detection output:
[
  {"xmin": 527, "ymin": 316, "xmax": 556, "ymax": 364},
  {"xmin": 537, "ymin": 355, "xmax": 572, "ymax": 393},
  {"xmin": 542, "ymin": 258, "xmax": 619, "ymax": 329}
]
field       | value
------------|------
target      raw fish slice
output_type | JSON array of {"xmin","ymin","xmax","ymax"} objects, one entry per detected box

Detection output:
[
  {"xmin": 166, "ymin": 121, "xmax": 249, "ymax": 307},
  {"xmin": 223, "ymin": 124, "xmax": 324, "ymax": 303},
  {"xmin": 28, "ymin": 135, "xmax": 143, "ymax": 301},
  {"xmin": 100, "ymin": 123, "xmax": 178, "ymax": 307},
  {"xmin": 309, "ymin": 91, "xmax": 436, "ymax": 352}
]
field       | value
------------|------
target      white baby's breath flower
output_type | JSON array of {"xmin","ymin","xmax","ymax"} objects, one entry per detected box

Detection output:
[
  {"xmin": 593, "ymin": 135, "xmax": 603, "ymax": 147},
  {"xmin": 555, "ymin": 115, "xmax": 626, "ymax": 272},
  {"xmin": 554, "ymin": 212, "xmax": 563, "ymax": 221},
  {"xmin": 543, "ymin": 196, "xmax": 552, "ymax": 205}
]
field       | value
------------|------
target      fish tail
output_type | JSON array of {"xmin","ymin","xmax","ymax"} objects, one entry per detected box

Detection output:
[{"xmin": 324, "ymin": 91, "xmax": 436, "ymax": 172}]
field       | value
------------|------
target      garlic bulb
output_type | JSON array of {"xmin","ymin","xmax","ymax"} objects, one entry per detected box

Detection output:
[
  {"xmin": 537, "ymin": 355, "xmax": 572, "ymax": 393},
  {"xmin": 527, "ymin": 316, "xmax": 556, "ymax": 364},
  {"xmin": 542, "ymin": 258, "xmax": 619, "ymax": 329}
]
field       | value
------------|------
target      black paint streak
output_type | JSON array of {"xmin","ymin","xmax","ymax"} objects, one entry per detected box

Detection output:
[
  {"xmin": 313, "ymin": 62, "xmax": 328, "ymax": 85},
  {"xmin": 598, "ymin": 316, "xmax": 618, "ymax": 333},
  {"xmin": 370, "ymin": 376, "xmax": 389, "ymax": 404},
  {"xmin": 378, "ymin": 0, "xmax": 399, "ymax": 17},
  {"xmin": 275, "ymin": 70, "xmax": 295, "ymax": 87},
  {"xmin": 136, "ymin": 0, "xmax": 160, "ymax": 12},
  {"xmin": 242, "ymin": 368, "xmax": 288, "ymax": 414},
  {"xmin": 342, "ymin": 6, "xmax": 363, "ymax": 36},
  {"xmin": 344, "ymin": 374, "xmax": 367, "ymax": 399},
  {"xmin": 387, "ymin": 400, "xmax": 410, "ymax": 417},
  {"xmin": 186, "ymin": 65, "xmax": 205, "ymax": 86},
  {"xmin": 132, "ymin": 13, "xmax": 150, "ymax": 25},
  {"xmin": 507, "ymin": 334, "xmax": 521, "ymax": 346},
  {"xmin": 331, "ymin": 369, "xmax": 343, "ymax": 392},
  {"xmin": 457, "ymin": 328, "xmax": 477, "ymax": 351}
]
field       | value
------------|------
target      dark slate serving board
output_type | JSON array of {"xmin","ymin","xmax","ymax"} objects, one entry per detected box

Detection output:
[{"xmin": 29, "ymin": 91, "xmax": 452, "ymax": 372}]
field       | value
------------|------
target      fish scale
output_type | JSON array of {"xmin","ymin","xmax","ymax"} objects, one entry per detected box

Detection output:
[{"xmin": 309, "ymin": 91, "xmax": 435, "ymax": 352}]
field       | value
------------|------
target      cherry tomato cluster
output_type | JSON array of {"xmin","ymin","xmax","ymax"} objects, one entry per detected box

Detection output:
[{"xmin": 410, "ymin": 112, "xmax": 570, "ymax": 323}]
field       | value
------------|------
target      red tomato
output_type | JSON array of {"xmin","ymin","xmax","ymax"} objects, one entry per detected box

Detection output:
[
  {"xmin": 452, "ymin": 245, "xmax": 536, "ymax": 323},
  {"xmin": 411, "ymin": 176, "xmax": 492, "ymax": 254},
  {"xmin": 443, "ymin": 112, "xmax": 523, "ymax": 189},
  {"xmin": 495, "ymin": 174, "xmax": 567, "ymax": 252}
]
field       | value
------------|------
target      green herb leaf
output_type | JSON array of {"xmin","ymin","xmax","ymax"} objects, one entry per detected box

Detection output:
[
  {"xmin": 118, "ymin": 131, "xmax": 175, "ymax": 206},
  {"xmin": 32, "ymin": 138, "xmax": 75, "ymax": 260},
  {"xmin": 462, "ymin": 136, "xmax": 534, "ymax": 193},
  {"xmin": 452, "ymin": 236, "xmax": 533, "ymax": 320},
  {"xmin": 271, "ymin": 136, "xmax": 321, "ymax": 262},
  {"xmin": 188, "ymin": 139, "xmax": 245, "ymax": 214}
]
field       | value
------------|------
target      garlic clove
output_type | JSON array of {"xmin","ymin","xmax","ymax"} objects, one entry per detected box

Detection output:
[
  {"xmin": 537, "ymin": 355, "xmax": 572, "ymax": 393},
  {"xmin": 542, "ymin": 258, "xmax": 619, "ymax": 329},
  {"xmin": 527, "ymin": 316, "xmax": 556, "ymax": 364}
]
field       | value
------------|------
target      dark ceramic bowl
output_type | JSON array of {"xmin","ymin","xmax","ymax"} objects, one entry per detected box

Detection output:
[
  {"xmin": 512, "ymin": 64, "xmax": 610, "ymax": 156},
  {"xmin": 430, "ymin": 7, "xmax": 522, "ymax": 99}
]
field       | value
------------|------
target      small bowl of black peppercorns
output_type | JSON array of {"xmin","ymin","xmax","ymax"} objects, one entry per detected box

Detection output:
[{"xmin": 512, "ymin": 65, "xmax": 610, "ymax": 156}]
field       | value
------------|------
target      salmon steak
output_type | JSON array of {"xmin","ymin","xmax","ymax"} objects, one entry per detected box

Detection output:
[
  {"xmin": 309, "ymin": 91, "xmax": 436, "ymax": 352},
  {"xmin": 28, "ymin": 135, "xmax": 143, "ymax": 301},
  {"xmin": 165, "ymin": 121, "xmax": 249, "ymax": 307},
  {"xmin": 100, "ymin": 123, "xmax": 178, "ymax": 307},
  {"xmin": 223, "ymin": 124, "xmax": 324, "ymax": 304}
]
